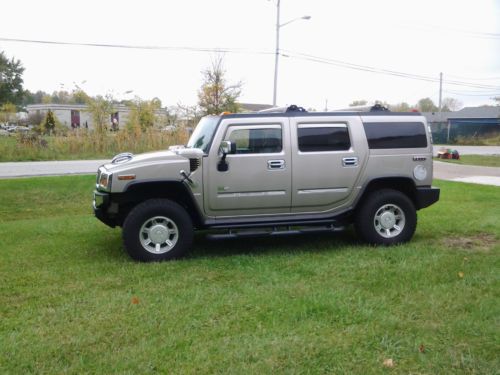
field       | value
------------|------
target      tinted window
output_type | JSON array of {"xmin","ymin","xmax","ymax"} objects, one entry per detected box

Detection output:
[
  {"xmin": 228, "ymin": 127, "xmax": 282, "ymax": 154},
  {"xmin": 363, "ymin": 122, "xmax": 427, "ymax": 149},
  {"xmin": 298, "ymin": 126, "xmax": 351, "ymax": 152}
]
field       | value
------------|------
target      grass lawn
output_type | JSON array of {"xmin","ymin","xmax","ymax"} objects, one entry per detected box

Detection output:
[
  {"xmin": 0, "ymin": 176, "xmax": 498, "ymax": 374},
  {"xmin": 434, "ymin": 154, "xmax": 500, "ymax": 168}
]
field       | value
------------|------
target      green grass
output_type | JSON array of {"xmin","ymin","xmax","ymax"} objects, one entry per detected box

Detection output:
[
  {"xmin": 434, "ymin": 154, "xmax": 500, "ymax": 167},
  {"xmin": 0, "ymin": 176, "xmax": 499, "ymax": 374}
]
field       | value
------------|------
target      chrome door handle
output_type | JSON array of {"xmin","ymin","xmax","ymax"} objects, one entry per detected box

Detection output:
[
  {"xmin": 268, "ymin": 159, "xmax": 285, "ymax": 169},
  {"xmin": 342, "ymin": 157, "xmax": 358, "ymax": 167}
]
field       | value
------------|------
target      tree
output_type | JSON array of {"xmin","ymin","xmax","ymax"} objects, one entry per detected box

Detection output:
[
  {"xmin": 0, "ymin": 51, "xmax": 25, "ymax": 107},
  {"xmin": 126, "ymin": 97, "xmax": 162, "ymax": 131},
  {"xmin": 198, "ymin": 55, "xmax": 242, "ymax": 115},
  {"xmin": 441, "ymin": 97, "xmax": 463, "ymax": 111},
  {"xmin": 416, "ymin": 97, "xmax": 438, "ymax": 112},
  {"xmin": 86, "ymin": 95, "xmax": 114, "ymax": 134},
  {"xmin": 72, "ymin": 89, "xmax": 90, "ymax": 104},
  {"xmin": 349, "ymin": 100, "xmax": 367, "ymax": 107},
  {"xmin": 0, "ymin": 102, "xmax": 17, "ymax": 124},
  {"xmin": 43, "ymin": 110, "xmax": 56, "ymax": 135},
  {"xmin": 390, "ymin": 102, "xmax": 411, "ymax": 112}
]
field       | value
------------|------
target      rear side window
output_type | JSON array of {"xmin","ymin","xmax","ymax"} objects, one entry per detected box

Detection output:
[
  {"xmin": 363, "ymin": 122, "xmax": 427, "ymax": 149},
  {"xmin": 298, "ymin": 124, "xmax": 351, "ymax": 152}
]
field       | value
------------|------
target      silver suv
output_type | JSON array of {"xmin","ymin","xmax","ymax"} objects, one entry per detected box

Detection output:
[{"xmin": 93, "ymin": 106, "xmax": 439, "ymax": 261}]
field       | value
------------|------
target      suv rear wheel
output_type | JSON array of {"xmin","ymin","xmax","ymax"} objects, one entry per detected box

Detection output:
[
  {"xmin": 123, "ymin": 199, "xmax": 193, "ymax": 261},
  {"xmin": 355, "ymin": 189, "xmax": 416, "ymax": 245}
]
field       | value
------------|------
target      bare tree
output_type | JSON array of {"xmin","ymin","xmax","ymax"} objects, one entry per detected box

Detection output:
[
  {"xmin": 441, "ymin": 97, "xmax": 463, "ymax": 111},
  {"xmin": 198, "ymin": 55, "xmax": 242, "ymax": 115}
]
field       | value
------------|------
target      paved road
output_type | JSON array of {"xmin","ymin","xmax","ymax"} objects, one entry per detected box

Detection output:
[
  {"xmin": 433, "ymin": 161, "xmax": 500, "ymax": 186},
  {"xmin": 0, "ymin": 149, "xmax": 499, "ymax": 186},
  {"xmin": 0, "ymin": 159, "xmax": 109, "ymax": 178},
  {"xmin": 433, "ymin": 145, "xmax": 500, "ymax": 155}
]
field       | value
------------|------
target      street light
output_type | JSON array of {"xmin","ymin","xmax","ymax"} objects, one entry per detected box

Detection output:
[{"xmin": 272, "ymin": 0, "xmax": 310, "ymax": 106}]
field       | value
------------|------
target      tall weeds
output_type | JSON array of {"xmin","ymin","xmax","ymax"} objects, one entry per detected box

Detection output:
[{"xmin": 0, "ymin": 128, "xmax": 189, "ymax": 161}]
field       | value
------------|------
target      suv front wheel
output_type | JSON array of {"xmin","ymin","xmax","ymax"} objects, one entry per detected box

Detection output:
[
  {"xmin": 355, "ymin": 189, "xmax": 416, "ymax": 245},
  {"xmin": 123, "ymin": 199, "xmax": 194, "ymax": 261}
]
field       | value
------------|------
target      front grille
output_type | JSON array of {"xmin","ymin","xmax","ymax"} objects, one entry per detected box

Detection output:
[{"xmin": 189, "ymin": 158, "xmax": 200, "ymax": 172}]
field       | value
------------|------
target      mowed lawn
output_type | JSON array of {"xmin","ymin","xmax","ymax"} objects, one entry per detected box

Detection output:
[{"xmin": 0, "ymin": 176, "xmax": 498, "ymax": 374}]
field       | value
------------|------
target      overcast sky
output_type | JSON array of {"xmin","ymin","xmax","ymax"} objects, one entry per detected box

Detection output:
[{"xmin": 1, "ymin": 0, "xmax": 499, "ymax": 110}]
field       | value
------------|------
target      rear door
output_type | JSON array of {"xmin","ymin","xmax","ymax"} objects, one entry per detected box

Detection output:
[
  {"xmin": 290, "ymin": 115, "xmax": 367, "ymax": 213},
  {"xmin": 204, "ymin": 117, "xmax": 292, "ymax": 217}
]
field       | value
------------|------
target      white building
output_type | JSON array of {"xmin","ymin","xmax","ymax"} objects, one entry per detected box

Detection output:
[{"xmin": 26, "ymin": 103, "xmax": 133, "ymax": 129}]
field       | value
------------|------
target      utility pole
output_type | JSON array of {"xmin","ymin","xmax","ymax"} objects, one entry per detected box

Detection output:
[
  {"xmin": 438, "ymin": 72, "xmax": 450, "ymax": 143},
  {"xmin": 272, "ymin": 0, "xmax": 281, "ymax": 107},
  {"xmin": 272, "ymin": 2, "xmax": 310, "ymax": 107},
  {"xmin": 438, "ymin": 72, "xmax": 443, "ymax": 113}
]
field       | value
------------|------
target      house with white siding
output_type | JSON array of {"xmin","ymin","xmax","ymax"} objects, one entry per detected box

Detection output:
[{"xmin": 26, "ymin": 103, "xmax": 134, "ymax": 129}]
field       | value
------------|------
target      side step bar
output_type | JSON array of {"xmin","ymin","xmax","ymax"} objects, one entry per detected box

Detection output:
[{"xmin": 206, "ymin": 224, "xmax": 345, "ymax": 240}]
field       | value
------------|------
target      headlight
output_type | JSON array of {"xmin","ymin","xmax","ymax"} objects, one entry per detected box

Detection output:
[{"xmin": 97, "ymin": 168, "xmax": 112, "ymax": 191}]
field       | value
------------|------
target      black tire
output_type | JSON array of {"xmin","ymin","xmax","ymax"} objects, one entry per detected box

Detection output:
[
  {"xmin": 355, "ymin": 189, "xmax": 416, "ymax": 246},
  {"xmin": 122, "ymin": 199, "xmax": 193, "ymax": 261}
]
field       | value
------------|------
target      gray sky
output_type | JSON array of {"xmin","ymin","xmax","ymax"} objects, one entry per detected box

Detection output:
[{"xmin": 1, "ymin": 0, "xmax": 499, "ymax": 110}]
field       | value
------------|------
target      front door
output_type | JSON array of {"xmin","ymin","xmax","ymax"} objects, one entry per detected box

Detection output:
[
  {"xmin": 205, "ymin": 119, "xmax": 291, "ymax": 217},
  {"xmin": 71, "ymin": 110, "xmax": 80, "ymax": 128}
]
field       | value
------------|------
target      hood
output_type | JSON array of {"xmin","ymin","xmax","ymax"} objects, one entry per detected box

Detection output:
[
  {"xmin": 101, "ymin": 147, "xmax": 205, "ymax": 193},
  {"xmin": 103, "ymin": 150, "xmax": 181, "ymax": 172}
]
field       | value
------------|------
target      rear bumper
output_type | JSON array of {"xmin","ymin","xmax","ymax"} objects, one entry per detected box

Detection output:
[{"xmin": 415, "ymin": 186, "xmax": 440, "ymax": 209}]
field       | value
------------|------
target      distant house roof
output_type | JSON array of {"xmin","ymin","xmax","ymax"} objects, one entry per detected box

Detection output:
[
  {"xmin": 239, "ymin": 103, "xmax": 274, "ymax": 112},
  {"xmin": 423, "ymin": 106, "xmax": 500, "ymax": 122},
  {"xmin": 27, "ymin": 103, "xmax": 131, "ymax": 112}
]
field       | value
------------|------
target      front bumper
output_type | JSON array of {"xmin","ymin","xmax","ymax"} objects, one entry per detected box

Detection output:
[
  {"xmin": 415, "ymin": 186, "xmax": 440, "ymax": 209},
  {"xmin": 93, "ymin": 190, "xmax": 117, "ymax": 227}
]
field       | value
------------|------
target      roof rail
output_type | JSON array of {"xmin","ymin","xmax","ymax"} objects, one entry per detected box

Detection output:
[{"xmin": 257, "ymin": 104, "xmax": 308, "ymax": 114}]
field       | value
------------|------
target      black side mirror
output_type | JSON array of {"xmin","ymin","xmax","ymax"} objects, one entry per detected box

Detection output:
[{"xmin": 218, "ymin": 141, "xmax": 235, "ymax": 172}]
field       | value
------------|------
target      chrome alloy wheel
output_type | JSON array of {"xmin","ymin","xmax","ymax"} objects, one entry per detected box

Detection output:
[
  {"xmin": 139, "ymin": 216, "xmax": 179, "ymax": 254},
  {"xmin": 373, "ymin": 204, "xmax": 406, "ymax": 239}
]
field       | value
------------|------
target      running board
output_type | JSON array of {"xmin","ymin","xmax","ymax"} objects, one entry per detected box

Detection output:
[{"xmin": 206, "ymin": 224, "xmax": 345, "ymax": 240}]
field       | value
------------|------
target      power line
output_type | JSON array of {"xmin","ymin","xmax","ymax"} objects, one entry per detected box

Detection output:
[
  {"xmin": 445, "ymin": 74, "xmax": 500, "ymax": 81},
  {"xmin": 281, "ymin": 49, "xmax": 500, "ymax": 90},
  {"xmin": 2, "ymin": 36, "xmax": 500, "ymax": 91},
  {"xmin": 0, "ymin": 37, "xmax": 273, "ymax": 55},
  {"xmin": 444, "ymin": 90, "xmax": 500, "ymax": 97}
]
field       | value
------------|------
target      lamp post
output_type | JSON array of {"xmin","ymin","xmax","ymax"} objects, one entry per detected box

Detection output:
[{"xmin": 272, "ymin": 0, "xmax": 310, "ymax": 106}]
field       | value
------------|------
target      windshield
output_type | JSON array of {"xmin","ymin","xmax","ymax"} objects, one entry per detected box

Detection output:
[{"xmin": 187, "ymin": 116, "xmax": 220, "ymax": 153}]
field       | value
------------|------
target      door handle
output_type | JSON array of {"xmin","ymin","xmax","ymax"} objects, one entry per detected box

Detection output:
[
  {"xmin": 342, "ymin": 157, "xmax": 358, "ymax": 167},
  {"xmin": 268, "ymin": 159, "xmax": 285, "ymax": 169}
]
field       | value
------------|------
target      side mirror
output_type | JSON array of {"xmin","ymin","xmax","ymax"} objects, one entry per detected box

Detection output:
[
  {"xmin": 220, "ymin": 140, "xmax": 236, "ymax": 155},
  {"xmin": 218, "ymin": 141, "xmax": 235, "ymax": 172}
]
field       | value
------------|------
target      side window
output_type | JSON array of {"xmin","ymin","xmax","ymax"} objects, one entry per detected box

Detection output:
[
  {"xmin": 298, "ymin": 124, "xmax": 351, "ymax": 152},
  {"xmin": 363, "ymin": 122, "xmax": 427, "ymax": 149},
  {"xmin": 227, "ymin": 126, "xmax": 282, "ymax": 154}
]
